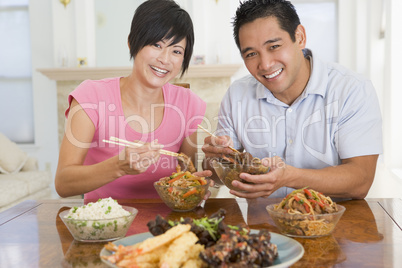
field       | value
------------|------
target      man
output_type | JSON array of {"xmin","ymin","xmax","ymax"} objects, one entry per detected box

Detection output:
[{"xmin": 202, "ymin": 0, "xmax": 382, "ymax": 199}]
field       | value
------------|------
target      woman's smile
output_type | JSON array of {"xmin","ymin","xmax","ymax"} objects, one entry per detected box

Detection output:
[{"xmin": 150, "ymin": 65, "xmax": 169, "ymax": 77}]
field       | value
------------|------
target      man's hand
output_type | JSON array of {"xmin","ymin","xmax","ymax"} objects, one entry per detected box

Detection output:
[
  {"xmin": 201, "ymin": 135, "xmax": 237, "ymax": 184},
  {"xmin": 228, "ymin": 155, "xmax": 378, "ymax": 199},
  {"xmin": 229, "ymin": 156, "xmax": 287, "ymax": 198},
  {"xmin": 201, "ymin": 135, "xmax": 236, "ymax": 159}
]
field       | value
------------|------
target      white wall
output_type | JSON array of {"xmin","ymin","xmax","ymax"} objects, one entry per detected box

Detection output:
[
  {"xmin": 95, "ymin": 0, "xmax": 139, "ymax": 67},
  {"xmin": 26, "ymin": 0, "xmax": 59, "ymax": 195},
  {"xmin": 383, "ymin": 0, "xmax": 402, "ymax": 169},
  {"xmin": 26, "ymin": 0, "xmax": 401, "ymax": 198}
]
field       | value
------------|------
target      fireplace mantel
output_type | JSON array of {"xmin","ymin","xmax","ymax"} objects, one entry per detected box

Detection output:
[{"xmin": 38, "ymin": 64, "xmax": 242, "ymax": 81}]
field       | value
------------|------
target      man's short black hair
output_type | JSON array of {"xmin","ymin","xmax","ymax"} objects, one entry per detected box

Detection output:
[
  {"xmin": 128, "ymin": 0, "xmax": 194, "ymax": 77},
  {"xmin": 232, "ymin": 0, "xmax": 301, "ymax": 50}
]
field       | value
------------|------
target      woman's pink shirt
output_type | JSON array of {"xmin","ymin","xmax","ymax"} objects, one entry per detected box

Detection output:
[{"xmin": 65, "ymin": 77, "xmax": 206, "ymax": 200}]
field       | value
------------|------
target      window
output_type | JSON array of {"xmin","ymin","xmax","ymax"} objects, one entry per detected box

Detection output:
[
  {"xmin": 0, "ymin": 0, "xmax": 34, "ymax": 143},
  {"xmin": 294, "ymin": 0, "xmax": 338, "ymax": 63}
]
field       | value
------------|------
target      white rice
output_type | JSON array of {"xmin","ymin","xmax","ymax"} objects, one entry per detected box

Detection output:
[
  {"xmin": 66, "ymin": 197, "xmax": 130, "ymax": 220},
  {"xmin": 63, "ymin": 197, "xmax": 135, "ymax": 241}
]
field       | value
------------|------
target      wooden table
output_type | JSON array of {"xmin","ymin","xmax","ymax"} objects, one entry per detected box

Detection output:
[{"xmin": 0, "ymin": 198, "xmax": 401, "ymax": 267}]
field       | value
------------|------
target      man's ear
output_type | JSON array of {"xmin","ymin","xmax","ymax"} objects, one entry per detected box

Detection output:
[{"xmin": 295, "ymin": 24, "xmax": 307, "ymax": 49}]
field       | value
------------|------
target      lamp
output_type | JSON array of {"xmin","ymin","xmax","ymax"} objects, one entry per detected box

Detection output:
[{"xmin": 60, "ymin": 0, "xmax": 71, "ymax": 8}]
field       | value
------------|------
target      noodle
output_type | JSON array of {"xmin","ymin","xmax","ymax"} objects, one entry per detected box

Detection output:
[
  {"xmin": 276, "ymin": 187, "xmax": 338, "ymax": 215},
  {"xmin": 272, "ymin": 187, "xmax": 341, "ymax": 237}
]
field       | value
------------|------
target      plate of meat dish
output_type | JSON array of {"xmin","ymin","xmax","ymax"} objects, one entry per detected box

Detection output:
[{"xmin": 100, "ymin": 209, "xmax": 304, "ymax": 268}]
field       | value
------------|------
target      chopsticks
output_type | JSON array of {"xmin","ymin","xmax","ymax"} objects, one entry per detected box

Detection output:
[
  {"xmin": 102, "ymin": 136, "xmax": 180, "ymax": 157},
  {"xmin": 197, "ymin": 125, "xmax": 240, "ymax": 154}
]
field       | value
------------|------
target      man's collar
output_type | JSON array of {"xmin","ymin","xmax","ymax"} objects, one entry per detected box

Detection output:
[{"xmin": 303, "ymin": 49, "xmax": 327, "ymax": 98}]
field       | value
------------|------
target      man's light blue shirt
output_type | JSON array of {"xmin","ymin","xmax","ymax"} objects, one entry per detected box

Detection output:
[{"xmin": 216, "ymin": 50, "xmax": 383, "ymax": 198}]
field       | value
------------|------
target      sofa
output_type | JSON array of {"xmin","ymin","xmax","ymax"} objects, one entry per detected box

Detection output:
[{"xmin": 0, "ymin": 133, "xmax": 52, "ymax": 212}]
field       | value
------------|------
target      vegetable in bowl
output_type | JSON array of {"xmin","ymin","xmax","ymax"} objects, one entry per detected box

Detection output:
[
  {"xmin": 266, "ymin": 188, "xmax": 345, "ymax": 237},
  {"xmin": 154, "ymin": 167, "xmax": 210, "ymax": 212},
  {"xmin": 59, "ymin": 197, "xmax": 138, "ymax": 242}
]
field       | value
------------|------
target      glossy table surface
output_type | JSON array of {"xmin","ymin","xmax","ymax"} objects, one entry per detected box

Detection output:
[{"xmin": 0, "ymin": 197, "xmax": 401, "ymax": 267}]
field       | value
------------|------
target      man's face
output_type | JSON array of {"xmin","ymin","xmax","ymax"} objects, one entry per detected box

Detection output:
[{"xmin": 238, "ymin": 16, "xmax": 308, "ymax": 104}]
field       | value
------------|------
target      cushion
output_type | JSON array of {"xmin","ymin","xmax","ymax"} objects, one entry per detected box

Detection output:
[
  {"xmin": 21, "ymin": 157, "xmax": 39, "ymax": 172},
  {"xmin": 0, "ymin": 133, "xmax": 28, "ymax": 174},
  {"xmin": 13, "ymin": 170, "xmax": 52, "ymax": 194},
  {"xmin": 0, "ymin": 175, "xmax": 29, "ymax": 207}
]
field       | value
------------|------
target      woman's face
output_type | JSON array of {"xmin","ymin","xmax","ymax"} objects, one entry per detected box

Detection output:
[{"xmin": 134, "ymin": 37, "xmax": 186, "ymax": 88}]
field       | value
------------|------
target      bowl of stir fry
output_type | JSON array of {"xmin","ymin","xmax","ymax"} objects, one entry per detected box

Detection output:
[
  {"xmin": 154, "ymin": 168, "xmax": 210, "ymax": 212},
  {"xmin": 212, "ymin": 152, "xmax": 269, "ymax": 192},
  {"xmin": 266, "ymin": 187, "xmax": 345, "ymax": 238}
]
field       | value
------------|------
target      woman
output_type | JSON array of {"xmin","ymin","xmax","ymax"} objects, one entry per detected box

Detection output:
[{"xmin": 55, "ymin": 0, "xmax": 211, "ymax": 199}]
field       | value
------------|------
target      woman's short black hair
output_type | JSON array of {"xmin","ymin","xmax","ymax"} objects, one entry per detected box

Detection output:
[
  {"xmin": 232, "ymin": 0, "xmax": 300, "ymax": 50},
  {"xmin": 128, "ymin": 0, "xmax": 194, "ymax": 77}
]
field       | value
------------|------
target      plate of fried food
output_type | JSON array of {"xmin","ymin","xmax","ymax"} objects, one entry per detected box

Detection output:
[{"xmin": 100, "ymin": 209, "xmax": 304, "ymax": 268}]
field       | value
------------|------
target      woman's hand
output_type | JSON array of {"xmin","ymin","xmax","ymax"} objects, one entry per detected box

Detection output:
[{"xmin": 117, "ymin": 141, "xmax": 164, "ymax": 176}]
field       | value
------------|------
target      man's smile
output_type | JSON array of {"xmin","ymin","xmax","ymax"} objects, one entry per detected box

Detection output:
[{"xmin": 263, "ymin": 68, "xmax": 283, "ymax": 79}]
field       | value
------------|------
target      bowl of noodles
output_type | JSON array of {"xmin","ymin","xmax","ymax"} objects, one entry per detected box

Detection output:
[
  {"xmin": 266, "ymin": 188, "xmax": 345, "ymax": 238},
  {"xmin": 154, "ymin": 169, "xmax": 210, "ymax": 212},
  {"xmin": 211, "ymin": 153, "xmax": 269, "ymax": 192}
]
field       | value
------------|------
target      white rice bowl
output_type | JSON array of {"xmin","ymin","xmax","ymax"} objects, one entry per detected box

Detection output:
[{"xmin": 60, "ymin": 198, "xmax": 138, "ymax": 242}]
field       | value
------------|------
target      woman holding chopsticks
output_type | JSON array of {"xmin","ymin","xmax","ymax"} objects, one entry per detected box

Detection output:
[{"xmin": 55, "ymin": 0, "xmax": 212, "ymax": 199}]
